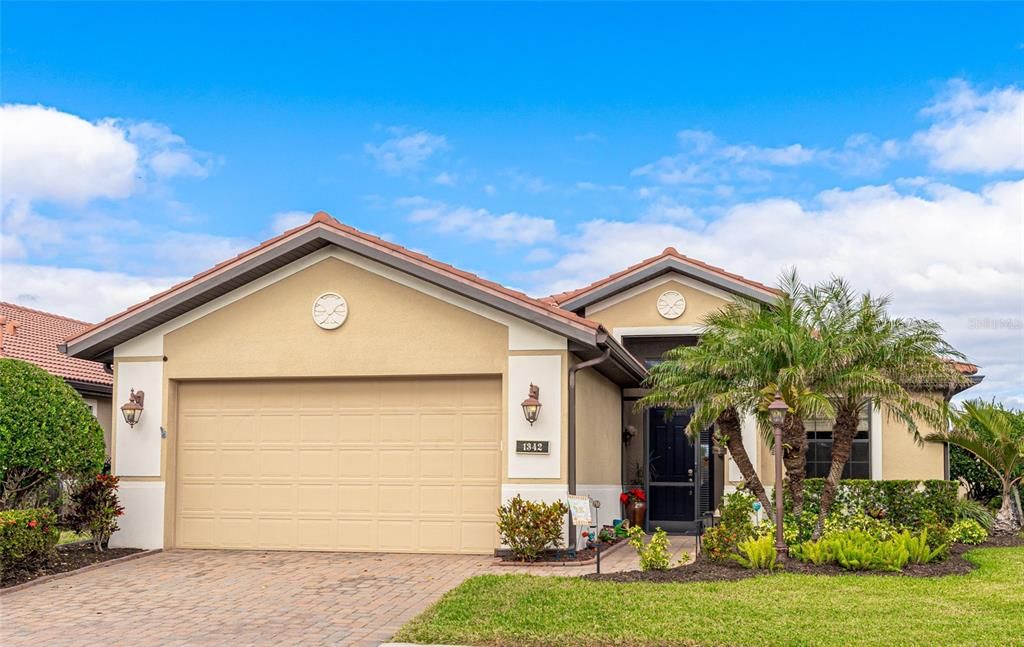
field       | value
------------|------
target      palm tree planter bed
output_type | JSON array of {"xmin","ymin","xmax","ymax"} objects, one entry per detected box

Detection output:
[
  {"xmin": 1, "ymin": 543, "xmax": 143, "ymax": 589},
  {"xmin": 582, "ymin": 537, "xmax": 1023, "ymax": 583}
]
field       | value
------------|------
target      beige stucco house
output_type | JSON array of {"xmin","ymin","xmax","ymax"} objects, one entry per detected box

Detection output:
[{"xmin": 62, "ymin": 212, "xmax": 979, "ymax": 553}]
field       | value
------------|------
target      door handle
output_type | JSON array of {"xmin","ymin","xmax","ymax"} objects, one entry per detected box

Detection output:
[{"xmin": 688, "ymin": 468, "xmax": 694, "ymax": 477}]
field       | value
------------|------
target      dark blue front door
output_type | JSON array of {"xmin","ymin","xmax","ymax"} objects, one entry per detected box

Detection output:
[{"xmin": 647, "ymin": 408, "xmax": 697, "ymax": 530}]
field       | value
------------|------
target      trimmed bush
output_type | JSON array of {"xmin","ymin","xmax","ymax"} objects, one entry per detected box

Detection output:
[
  {"xmin": 793, "ymin": 478, "xmax": 959, "ymax": 527},
  {"xmin": 496, "ymin": 495, "xmax": 568, "ymax": 561},
  {"xmin": 0, "ymin": 359, "xmax": 105, "ymax": 509},
  {"xmin": 0, "ymin": 507, "xmax": 60, "ymax": 571}
]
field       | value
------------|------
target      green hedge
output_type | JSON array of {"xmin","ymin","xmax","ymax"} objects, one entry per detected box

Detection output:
[
  {"xmin": 792, "ymin": 479, "xmax": 958, "ymax": 527},
  {"xmin": 0, "ymin": 507, "xmax": 60, "ymax": 571}
]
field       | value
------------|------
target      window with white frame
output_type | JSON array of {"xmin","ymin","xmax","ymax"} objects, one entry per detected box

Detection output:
[{"xmin": 805, "ymin": 403, "xmax": 871, "ymax": 479}]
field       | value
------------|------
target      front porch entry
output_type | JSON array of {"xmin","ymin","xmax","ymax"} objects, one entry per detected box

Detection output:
[{"xmin": 644, "ymin": 408, "xmax": 719, "ymax": 532}]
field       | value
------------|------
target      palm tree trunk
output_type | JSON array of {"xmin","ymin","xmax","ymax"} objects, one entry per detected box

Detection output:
[
  {"xmin": 993, "ymin": 481, "xmax": 1023, "ymax": 534},
  {"xmin": 717, "ymin": 407, "xmax": 773, "ymax": 513},
  {"xmin": 811, "ymin": 404, "xmax": 859, "ymax": 540},
  {"xmin": 782, "ymin": 413, "xmax": 808, "ymax": 516}
]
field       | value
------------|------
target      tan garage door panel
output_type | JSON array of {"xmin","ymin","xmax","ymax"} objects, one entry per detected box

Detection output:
[{"xmin": 175, "ymin": 377, "xmax": 501, "ymax": 554}]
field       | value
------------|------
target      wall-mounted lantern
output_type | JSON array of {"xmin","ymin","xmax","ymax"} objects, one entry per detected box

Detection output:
[
  {"xmin": 520, "ymin": 383, "xmax": 542, "ymax": 426},
  {"xmin": 121, "ymin": 389, "xmax": 145, "ymax": 428}
]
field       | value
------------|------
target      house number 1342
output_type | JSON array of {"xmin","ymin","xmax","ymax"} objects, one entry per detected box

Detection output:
[{"xmin": 515, "ymin": 440, "xmax": 549, "ymax": 454}]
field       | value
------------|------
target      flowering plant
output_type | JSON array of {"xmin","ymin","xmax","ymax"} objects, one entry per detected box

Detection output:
[{"xmin": 620, "ymin": 488, "xmax": 646, "ymax": 506}]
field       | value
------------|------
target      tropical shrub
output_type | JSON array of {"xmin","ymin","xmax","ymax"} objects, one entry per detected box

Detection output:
[
  {"xmin": 829, "ymin": 530, "xmax": 913, "ymax": 572},
  {"xmin": 895, "ymin": 529, "xmax": 946, "ymax": 564},
  {"xmin": 951, "ymin": 444, "xmax": 1003, "ymax": 503},
  {"xmin": 0, "ymin": 507, "xmax": 60, "ymax": 571},
  {"xmin": 628, "ymin": 525, "xmax": 672, "ymax": 571},
  {"xmin": 496, "ymin": 495, "xmax": 568, "ymax": 561},
  {"xmin": 720, "ymin": 490, "xmax": 757, "ymax": 529},
  {"xmin": 791, "ymin": 538, "xmax": 836, "ymax": 566},
  {"xmin": 0, "ymin": 359, "xmax": 105, "ymax": 509},
  {"xmin": 954, "ymin": 497, "xmax": 995, "ymax": 531},
  {"xmin": 950, "ymin": 519, "xmax": 988, "ymax": 545},
  {"xmin": 731, "ymin": 534, "xmax": 777, "ymax": 571},
  {"xmin": 702, "ymin": 522, "xmax": 748, "ymax": 563},
  {"xmin": 928, "ymin": 401, "xmax": 1024, "ymax": 534},
  {"xmin": 66, "ymin": 474, "xmax": 124, "ymax": 552}
]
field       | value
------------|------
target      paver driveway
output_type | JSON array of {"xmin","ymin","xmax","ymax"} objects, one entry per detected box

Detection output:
[
  {"xmin": 1, "ymin": 539, "xmax": 694, "ymax": 647},
  {"xmin": 1, "ymin": 550, "xmax": 493, "ymax": 646}
]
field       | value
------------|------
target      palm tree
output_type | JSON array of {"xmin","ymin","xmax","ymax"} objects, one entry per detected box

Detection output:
[
  {"xmin": 928, "ymin": 401, "xmax": 1024, "ymax": 534},
  {"xmin": 641, "ymin": 271, "xmax": 832, "ymax": 516},
  {"xmin": 803, "ymin": 278, "xmax": 968, "ymax": 539},
  {"xmin": 641, "ymin": 306, "xmax": 773, "ymax": 513}
]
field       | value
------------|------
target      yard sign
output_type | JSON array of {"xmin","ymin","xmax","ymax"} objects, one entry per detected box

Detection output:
[{"xmin": 567, "ymin": 494, "xmax": 592, "ymax": 526}]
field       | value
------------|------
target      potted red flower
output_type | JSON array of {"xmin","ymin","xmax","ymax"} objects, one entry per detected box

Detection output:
[{"xmin": 620, "ymin": 488, "xmax": 646, "ymax": 529}]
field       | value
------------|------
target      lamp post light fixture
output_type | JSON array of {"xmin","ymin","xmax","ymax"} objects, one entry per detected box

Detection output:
[
  {"xmin": 121, "ymin": 389, "xmax": 145, "ymax": 428},
  {"xmin": 520, "ymin": 383, "xmax": 542, "ymax": 426},
  {"xmin": 767, "ymin": 390, "xmax": 789, "ymax": 560}
]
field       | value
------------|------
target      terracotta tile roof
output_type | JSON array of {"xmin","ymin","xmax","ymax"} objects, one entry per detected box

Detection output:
[
  {"xmin": 66, "ymin": 212, "xmax": 601, "ymax": 350},
  {"xmin": 0, "ymin": 302, "xmax": 112, "ymax": 387},
  {"xmin": 547, "ymin": 246, "xmax": 780, "ymax": 306},
  {"xmin": 950, "ymin": 361, "xmax": 979, "ymax": 376}
]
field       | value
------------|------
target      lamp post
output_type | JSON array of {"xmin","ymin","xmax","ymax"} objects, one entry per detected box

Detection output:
[{"xmin": 767, "ymin": 391, "xmax": 789, "ymax": 560}]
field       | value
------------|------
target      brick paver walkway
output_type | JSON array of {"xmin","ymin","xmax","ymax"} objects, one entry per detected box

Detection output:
[{"xmin": 1, "ymin": 535, "xmax": 695, "ymax": 647}]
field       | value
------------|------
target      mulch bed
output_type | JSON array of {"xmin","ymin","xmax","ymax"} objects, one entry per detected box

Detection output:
[
  {"xmin": 583, "ymin": 535, "xmax": 1024, "ymax": 583},
  {"xmin": 497, "ymin": 538, "xmax": 625, "ymax": 564},
  {"xmin": 2, "ymin": 543, "xmax": 143, "ymax": 589}
]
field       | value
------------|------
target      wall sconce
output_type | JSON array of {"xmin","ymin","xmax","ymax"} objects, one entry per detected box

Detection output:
[
  {"xmin": 622, "ymin": 424, "xmax": 636, "ymax": 446},
  {"xmin": 121, "ymin": 389, "xmax": 145, "ymax": 428},
  {"xmin": 520, "ymin": 383, "xmax": 542, "ymax": 426}
]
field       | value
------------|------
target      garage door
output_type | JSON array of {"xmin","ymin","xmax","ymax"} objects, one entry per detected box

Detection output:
[{"xmin": 174, "ymin": 376, "xmax": 501, "ymax": 554}]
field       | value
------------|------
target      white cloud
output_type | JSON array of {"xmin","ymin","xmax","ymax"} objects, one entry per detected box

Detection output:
[
  {"xmin": 719, "ymin": 143, "xmax": 817, "ymax": 166},
  {"xmin": 634, "ymin": 128, "xmax": 906, "ymax": 187},
  {"xmin": 0, "ymin": 105, "xmax": 213, "ymax": 208},
  {"xmin": 504, "ymin": 170, "xmax": 553, "ymax": 194},
  {"xmin": 434, "ymin": 172, "xmax": 458, "ymax": 186},
  {"xmin": 531, "ymin": 179, "xmax": 1023, "ymax": 403},
  {"xmin": 365, "ymin": 128, "xmax": 448, "ymax": 174},
  {"xmin": 632, "ymin": 130, "xmax": 822, "ymax": 186},
  {"xmin": 575, "ymin": 132, "xmax": 606, "ymax": 143},
  {"xmin": 913, "ymin": 80, "xmax": 1024, "ymax": 173},
  {"xmin": 0, "ymin": 264, "xmax": 184, "ymax": 323},
  {"xmin": 575, "ymin": 181, "xmax": 625, "ymax": 192},
  {"xmin": 483, "ymin": 184, "xmax": 498, "ymax": 196},
  {"xmin": 270, "ymin": 210, "xmax": 314, "ymax": 233},
  {"xmin": 0, "ymin": 104, "xmax": 139, "ymax": 204},
  {"xmin": 406, "ymin": 199, "xmax": 557, "ymax": 245}
]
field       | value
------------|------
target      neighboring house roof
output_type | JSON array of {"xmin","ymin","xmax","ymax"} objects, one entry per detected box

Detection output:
[
  {"xmin": 62, "ymin": 213, "xmax": 646, "ymax": 382},
  {"xmin": 0, "ymin": 302, "xmax": 113, "ymax": 389},
  {"xmin": 547, "ymin": 246, "xmax": 781, "ymax": 311}
]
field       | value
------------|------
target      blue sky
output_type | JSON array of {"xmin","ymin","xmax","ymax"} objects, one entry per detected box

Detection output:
[{"xmin": 1, "ymin": 2, "xmax": 1022, "ymax": 403}]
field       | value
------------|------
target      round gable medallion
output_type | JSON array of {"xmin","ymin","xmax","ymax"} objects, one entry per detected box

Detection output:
[
  {"xmin": 312, "ymin": 292, "xmax": 348, "ymax": 330},
  {"xmin": 656, "ymin": 290, "xmax": 686, "ymax": 320}
]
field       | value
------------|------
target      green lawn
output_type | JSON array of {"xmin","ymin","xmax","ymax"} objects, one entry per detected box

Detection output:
[{"xmin": 396, "ymin": 547, "xmax": 1024, "ymax": 647}]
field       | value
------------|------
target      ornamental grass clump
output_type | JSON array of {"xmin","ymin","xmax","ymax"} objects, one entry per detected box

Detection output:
[{"xmin": 496, "ymin": 495, "xmax": 568, "ymax": 562}]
